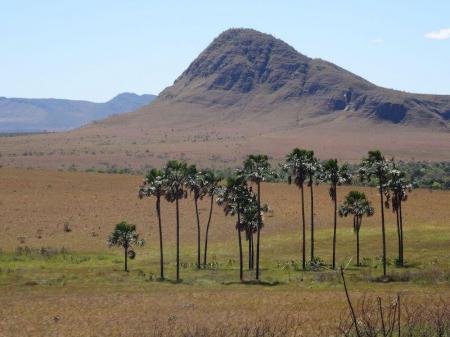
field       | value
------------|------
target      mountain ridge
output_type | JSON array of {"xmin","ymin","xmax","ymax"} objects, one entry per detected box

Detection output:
[{"xmin": 0, "ymin": 93, "xmax": 156, "ymax": 132}]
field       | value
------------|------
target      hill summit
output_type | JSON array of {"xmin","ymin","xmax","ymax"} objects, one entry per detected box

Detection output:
[{"xmin": 1, "ymin": 28, "xmax": 450, "ymax": 170}]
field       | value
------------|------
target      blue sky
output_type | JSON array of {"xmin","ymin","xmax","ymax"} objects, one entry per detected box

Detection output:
[{"xmin": 1, "ymin": 0, "xmax": 449, "ymax": 101}]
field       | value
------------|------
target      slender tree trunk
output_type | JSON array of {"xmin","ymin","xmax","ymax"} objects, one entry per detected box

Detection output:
[
  {"xmin": 332, "ymin": 184, "xmax": 337, "ymax": 270},
  {"xmin": 300, "ymin": 184, "xmax": 306, "ymax": 270},
  {"xmin": 379, "ymin": 178, "xmax": 387, "ymax": 276},
  {"xmin": 310, "ymin": 179, "xmax": 315, "ymax": 262},
  {"xmin": 256, "ymin": 181, "xmax": 261, "ymax": 280},
  {"xmin": 156, "ymin": 196, "xmax": 164, "ymax": 279},
  {"xmin": 176, "ymin": 193, "xmax": 180, "ymax": 281},
  {"xmin": 399, "ymin": 198, "xmax": 404, "ymax": 266},
  {"xmin": 395, "ymin": 194, "xmax": 401, "ymax": 266},
  {"xmin": 194, "ymin": 197, "xmax": 201, "ymax": 269},
  {"xmin": 124, "ymin": 246, "xmax": 128, "ymax": 272},
  {"xmin": 356, "ymin": 217, "xmax": 360, "ymax": 266},
  {"xmin": 237, "ymin": 210, "xmax": 243, "ymax": 281},
  {"xmin": 251, "ymin": 234, "xmax": 254, "ymax": 270},
  {"xmin": 203, "ymin": 196, "xmax": 214, "ymax": 266}
]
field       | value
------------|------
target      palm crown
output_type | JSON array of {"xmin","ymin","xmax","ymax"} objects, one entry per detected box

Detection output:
[
  {"xmin": 139, "ymin": 168, "xmax": 167, "ymax": 199},
  {"xmin": 239, "ymin": 154, "xmax": 275, "ymax": 183},
  {"xmin": 338, "ymin": 191, "xmax": 375, "ymax": 225},
  {"xmin": 283, "ymin": 148, "xmax": 314, "ymax": 187},
  {"xmin": 164, "ymin": 160, "xmax": 195, "ymax": 202},
  {"xmin": 320, "ymin": 159, "xmax": 352, "ymax": 200},
  {"xmin": 107, "ymin": 221, "xmax": 144, "ymax": 249}
]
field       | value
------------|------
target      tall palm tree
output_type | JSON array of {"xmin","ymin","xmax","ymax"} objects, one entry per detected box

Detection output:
[
  {"xmin": 139, "ymin": 168, "xmax": 167, "ymax": 279},
  {"xmin": 283, "ymin": 148, "xmax": 313, "ymax": 270},
  {"xmin": 306, "ymin": 154, "xmax": 321, "ymax": 262},
  {"xmin": 107, "ymin": 221, "xmax": 144, "ymax": 272},
  {"xmin": 164, "ymin": 160, "xmax": 193, "ymax": 281},
  {"xmin": 186, "ymin": 166, "xmax": 204, "ymax": 269},
  {"xmin": 359, "ymin": 150, "xmax": 390, "ymax": 276},
  {"xmin": 239, "ymin": 154, "xmax": 274, "ymax": 280},
  {"xmin": 384, "ymin": 163, "xmax": 412, "ymax": 267},
  {"xmin": 320, "ymin": 159, "xmax": 352, "ymax": 269},
  {"xmin": 217, "ymin": 175, "xmax": 252, "ymax": 281},
  {"xmin": 338, "ymin": 191, "xmax": 374, "ymax": 266},
  {"xmin": 202, "ymin": 169, "xmax": 223, "ymax": 267}
]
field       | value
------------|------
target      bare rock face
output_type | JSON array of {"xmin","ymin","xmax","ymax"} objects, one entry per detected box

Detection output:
[{"xmin": 159, "ymin": 28, "xmax": 450, "ymax": 128}]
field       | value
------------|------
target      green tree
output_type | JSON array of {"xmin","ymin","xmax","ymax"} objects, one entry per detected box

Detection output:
[
  {"xmin": 320, "ymin": 159, "xmax": 352, "ymax": 269},
  {"xmin": 359, "ymin": 150, "xmax": 390, "ymax": 276},
  {"xmin": 139, "ymin": 168, "xmax": 167, "ymax": 279},
  {"xmin": 165, "ymin": 160, "xmax": 193, "ymax": 281},
  {"xmin": 283, "ymin": 148, "xmax": 313, "ymax": 270},
  {"xmin": 338, "ymin": 191, "xmax": 374, "ymax": 266},
  {"xmin": 239, "ymin": 154, "xmax": 274, "ymax": 280},
  {"xmin": 202, "ymin": 170, "xmax": 223, "ymax": 267},
  {"xmin": 107, "ymin": 221, "xmax": 144, "ymax": 272},
  {"xmin": 186, "ymin": 165, "xmax": 203, "ymax": 269},
  {"xmin": 217, "ymin": 175, "xmax": 252, "ymax": 281},
  {"xmin": 384, "ymin": 163, "xmax": 413, "ymax": 266}
]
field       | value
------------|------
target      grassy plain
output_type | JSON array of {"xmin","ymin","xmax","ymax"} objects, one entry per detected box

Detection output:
[{"xmin": 0, "ymin": 168, "xmax": 449, "ymax": 336}]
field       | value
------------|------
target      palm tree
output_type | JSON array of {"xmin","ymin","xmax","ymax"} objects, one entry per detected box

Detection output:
[
  {"xmin": 283, "ymin": 148, "xmax": 313, "ymax": 270},
  {"xmin": 306, "ymin": 154, "xmax": 321, "ymax": 262},
  {"xmin": 359, "ymin": 150, "xmax": 390, "ymax": 276},
  {"xmin": 186, "ymin": 165, "xmax": 204, "ymax": 269},
  {"xmin": 239, "ymin": 154, "xmax": 274, "ymax": 280},
  {"xmin": 338, "ymin": 191, "xmax": 374, "ymax": 266},
  {"xmin": 320, "ymin": 159, "xmax": 352, "ymax": 269},
  {"xmin": 164, "ymin": 160, "xmax": 193, "ymax": 281},
  {"xmin": 217, "ymin": 175, "xmax": 252, "ymax": 281},
  {"xmin": 139, "ymin": 168, "xmax": 167, "ymax": 279},
  {"xmin": 202, "ymin": 169, "xmax": 223, "ymax": 267},
  {"xmin": 384, "ymin": 163, "xmax": 412, "ymax": 267},
  {"xmin": 107, "ymin": 221, "xmax": 144, "ymax": 272}
]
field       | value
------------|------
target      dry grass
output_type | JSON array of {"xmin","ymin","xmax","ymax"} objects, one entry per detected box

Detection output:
[{"xmin": 0, "ymin": 168, "xmax": 449, "ymax": 337}]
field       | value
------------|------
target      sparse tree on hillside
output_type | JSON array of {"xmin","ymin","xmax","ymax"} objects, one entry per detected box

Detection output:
[
  {"xmin": 320, "ymin": 159, "xmax": 352, "ymax": 269},
  {"xmin": 164, "ymin": 160, "xmax": 194, "ymax": 281},
  {"xmin": 239, "ymin": 154, "xmax": 275, "ymax": 280},
  {"xmin": 139, "ymin": 168, "xmax": 168, "ymax": 279},
  {"xmin": 202, "ymin": 170, "xmax": 223, "ymax": 267},
  {"xmin": 283, "ymin": 148, "xmax": 313, "ymax": 270},
  {"xmin": 359, "ymin": 150, "xmax": 390, "ymax": 276},
  {"xmin": 384, "ymin": 163, "xmax": 412, "ymax": 267},
  {"xmin": 339, "ymin": 191, "xmax": 374, "ymax": 266},
  {"xmin": 107, "ymin": 221, "xmax": 144, "ymax": 272}
]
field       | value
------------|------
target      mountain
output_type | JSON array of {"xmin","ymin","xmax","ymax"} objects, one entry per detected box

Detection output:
[
  {"xmin": 1, "ymin": 28, "xmax": 449, "ymax": 170},
  {"xmin": 0, "ymin": 93, "xmax": 156, "ymax": 132}
]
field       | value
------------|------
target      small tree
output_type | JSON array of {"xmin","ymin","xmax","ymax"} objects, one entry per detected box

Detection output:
[
  {"xmin": 107, "ymin": 221, "xmax": 144, "ymax": 272},
  {"xmin": 339, "ymin": 191, "xmax": 374, "ymax": 266},
  {"xmin": 319, "ymin": 159, "xmax": 352, "ymax": 269}
]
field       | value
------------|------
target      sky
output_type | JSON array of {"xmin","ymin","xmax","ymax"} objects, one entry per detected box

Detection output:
[{"xmin": 1, "ymin": 0, "xmax": 449, "ymax": 102}]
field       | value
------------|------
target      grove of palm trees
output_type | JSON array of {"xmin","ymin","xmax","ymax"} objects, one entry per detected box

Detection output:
[{"xmin": 130, "ymin": 149, "xmax": 413, "ymax": 282}]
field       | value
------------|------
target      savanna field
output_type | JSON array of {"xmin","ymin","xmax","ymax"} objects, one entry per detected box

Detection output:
[{"xmin": 0, "ymin": 167, "xmax": 448, "ymax": 336}]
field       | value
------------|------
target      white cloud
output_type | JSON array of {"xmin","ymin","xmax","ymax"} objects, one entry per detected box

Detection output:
[
  {"xmin": 424, "ymin": 28, "xmax": 450, "ymax": 40},
  {"xmin": 371, "ymin": 37, "xmax": 384, "ymax": 44}
]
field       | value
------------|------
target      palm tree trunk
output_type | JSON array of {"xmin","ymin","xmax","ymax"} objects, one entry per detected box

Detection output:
[
  {"xmin": 248, "ymin": 234, "xmax": 253, "ymax": 270},
  {"xmin": 300, "ymin": 184, "xmax": 306, "ymax": 270},
  {"xmin": 310, "ymin": 179, "xmax": 315, "ymax": 262},
  {"xmin": 395, "ymin": 194, "xmax": 401, "ymax": 266},
  {"xmin": 124, "ymin": 246, "xmax": 128, "ymax": 272},
  {"xmin": 194, "ymin": 197, "xmax": 201, "ymax": 269},
  {"xmin": 156, "ymin": 196, "xmax": 164, "ymax": 279},
  {"xmin": 332, "ymin": 184, "xmax": 337, "ymax": 270},
  {"xmin": 256, "ymin": 181, "xmax": 261, "ymax": 280},
  {"xmin": 203, "ymin": 196, "xmax": 214, "ymax": 266},
  {"xmin": 356, "ymin": 217, "xmax": 360, "ymax": 266},
  {"xmin": 399, "ymin": 198, "xmax": 404, "ymax": 266},
  {"xmin": 176, "ymin": 193, "xmax": 180, "ymax": 281},
  {"xmin": 379, "ymin": 179, "xmax": 387, "ymax": 276},
  {"xmin": 237, "ymin": 211, "xmax": 243, "ymax": 281}
]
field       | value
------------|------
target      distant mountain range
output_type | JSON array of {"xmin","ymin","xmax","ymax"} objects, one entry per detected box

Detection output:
[
  {"xmin": 0, "ymin": 93, "xmax": 155, "ymax": 132},
  {"xmin": 1, "ymin": 28, "xmax": 449, "ymax": 170}
]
